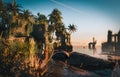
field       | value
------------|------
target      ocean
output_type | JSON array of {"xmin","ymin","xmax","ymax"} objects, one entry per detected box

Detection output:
[{"xmin": 73, "ymin": 46, "xmax": 108, "ymax": 60}]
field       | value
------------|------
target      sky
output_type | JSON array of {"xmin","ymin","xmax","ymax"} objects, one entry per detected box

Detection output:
[{"xmin": 4, "ymin": 0, "xmax": 120, "ymax": 46}]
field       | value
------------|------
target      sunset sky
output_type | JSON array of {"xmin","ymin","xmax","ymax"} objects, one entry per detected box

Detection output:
[{"xmin": 4, "ymin": 0, "xmax": 120, "ymax": 46}]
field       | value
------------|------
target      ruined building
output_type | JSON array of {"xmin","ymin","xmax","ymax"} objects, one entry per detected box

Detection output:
[
  {"xmin": 102, "ymin": 30, "xmax": 120, "ymax": 52},
  {"xmin": 88, "ymin": 37, "xmax": 97, "ymax": 49}
]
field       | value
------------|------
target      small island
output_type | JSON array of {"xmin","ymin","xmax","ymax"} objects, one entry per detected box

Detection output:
[
  {"xmin": 0, "ymin": 0, "xmax": 76, "ymax": 76},
  {"xmin": 0, "ymin": 0, "xmax": 120, "ymax": 77}
]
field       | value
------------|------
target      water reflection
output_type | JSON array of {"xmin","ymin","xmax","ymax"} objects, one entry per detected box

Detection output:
[
  {"xmin": 73, "ymin": 46, "xmax": 108, "ymax": 60},
  {"xmin": 92, "ymin": 48, "xmax": 96, "ymax": 56}
]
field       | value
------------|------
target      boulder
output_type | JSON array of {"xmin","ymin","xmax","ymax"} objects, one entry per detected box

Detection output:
[
  {"xmin": 67, "ymin": 52, "xmax": 115, "ymax": 71},
  {"xmin": 52, "ymin": 51, "xmax": 69, "ymax": 62}
]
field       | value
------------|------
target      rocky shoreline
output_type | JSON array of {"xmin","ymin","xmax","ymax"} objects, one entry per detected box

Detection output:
[
  {"xmin": 51, "ymin": 51, "xmax": 116, "ymax": 77},
  {"xmin": 45, "ymin": 61, "xmax": 101, "ymax": 77}
]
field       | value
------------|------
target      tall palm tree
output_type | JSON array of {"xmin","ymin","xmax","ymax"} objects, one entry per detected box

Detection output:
[
  {"xmin": 59, "ymin": 24, "xmax": 77, "ymax": 51},
  {"xmin": 6, "ymin": 0, "xmax": 21, "ymax": 16},
  {"xmin": 2, "ymin": 0, "xmax": 22, "ymax": 36},
  {"xmin": 66, "ymin": 24, "xmax": 77, "ymax": 49},
  {"xmin": 48, "ymin": 9, "xmax": 77, "ymax": 51},
  {"xmin": 49, "ymin": 8, "xmax": 63, "ymax": 42},
  {"xmin": 49, "ymin": 8, "xmax": 62, "ymax": 26}
]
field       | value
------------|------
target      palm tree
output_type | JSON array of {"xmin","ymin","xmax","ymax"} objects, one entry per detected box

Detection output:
[
  {"xmin": 49, "ymin": 8, "xmax": 63, "ymax": 32},
  {"xmin": 58, "ymin": 24, "xmax": 77, "ymax": 51},
  {"xmin": 22, "ymin": 9, "xmax": 31, "ymax": 20},
  {"xmin": 6, "ymin": 0, "xmax": 22, "ymax": 16},
  {"xmin": 1, "ymin": 0, "xmax": 22, "ymax": 36},
  {"xmin": 0, "ymin": 0, "xmax": 4, "ymax": 12},
  {"xmin": 12, "ymin": 0, "xmax": 22, "ymax": 16},
  {"xmin": 49, "ymin": 8, "xmax": 62, "ymax": 26},
  {"xmin": 37, "ymin": 13, "xmax": 47, "ymax": 24},
  {"xmin": 49, "ymin": 8, "xmax": 63, "ymax": 42},
  {"xmin": 67, "ymin": 24, "xmax": 77, "ymax": 44},
  {"xmin": 68, "ymin": 24, "xmax": 77, "ymax": 33},
  {"xmin": 66, "ymin": 24, "xmax": 77, "ymax": 51},
  {"xmin": 48, "ymin": 9, "xmax": 77, "ymax": 51}
]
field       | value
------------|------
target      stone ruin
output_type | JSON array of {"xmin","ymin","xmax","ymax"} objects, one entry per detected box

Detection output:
[
  {"xmin": 102, "ymin": 30, "xmax": 120, "ymax": 52},
  {"xmin": 88, "ymin": 37, "xmax": 97, "ymax": 49}
]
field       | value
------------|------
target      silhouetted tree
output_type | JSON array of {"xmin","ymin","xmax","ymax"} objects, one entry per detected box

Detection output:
[
  {"xmin": 0, "ymin": 0, "xmax": 4, "ymax": 12},
  {"xmin": 49, "ymin": 8, "xmax": 63, "ymax": 41},
  {"xmin": 68, "ymin": 24, "xmax": 77, "ymax": 33},
  {"xmin": 6, "ymin": 0, "xmax": 21, "ymax": 16}
]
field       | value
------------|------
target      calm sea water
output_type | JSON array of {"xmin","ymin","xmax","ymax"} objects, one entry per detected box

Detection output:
[{"xmin": 73, "ymin": 46, "xmax": 108, "ymax": 60}]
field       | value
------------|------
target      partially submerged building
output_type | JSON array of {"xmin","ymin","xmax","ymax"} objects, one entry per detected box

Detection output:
[
  {"xmin": 88, "ymin": 37, "xmax": 97, "ymax": 49},
  {"xmin": 102, "ymin": 30, "xmax": 120, "ymax": 52}
]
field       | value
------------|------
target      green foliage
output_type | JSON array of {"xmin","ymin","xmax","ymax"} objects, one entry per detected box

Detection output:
[
  {"xmin": 0, "ymin": 40, "xmax": 30, "ymax": 76},
  {"xmin": 22, "ymin": 9, "xmax": 32, "ymax": 20},
  {"xmin": 68, "ymin": 24, "xmax": 77, "ymax": 33},
  {"xmin": 49, "ymin": 8, "xmax": 62, "ymax": 25},
  {"xmin": 37, "ymin": 13, "xmax": 47, "ymax": 24},
  {"xmin": 10, "ymin": 40, "xmax": 30, "ymax": 56},
  {"xmin": 6, "ymin": 0, "xmax": 22, "ymax": 16}
]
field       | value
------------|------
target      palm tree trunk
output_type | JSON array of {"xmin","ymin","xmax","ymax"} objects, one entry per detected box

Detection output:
[
  {"xmin": 0, "ymin": 31, "xmax": 3, "ymax": 39},
  {"xmin": 44, "ymin": 23, "xmax": 48, "ymax": 60},
  {"xmin": 45, "ymin": 34, "xmax": 48, "ymax": 60},
  {"xmin": 13, "ymin": 0, "xmax": 16, "ymax": 16},
  {"xmin": 40, "ymin": 23, "xmax": 49, "ymax": 69}
]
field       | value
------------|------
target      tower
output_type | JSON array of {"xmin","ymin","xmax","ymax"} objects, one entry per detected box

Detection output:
[{"xmin": 107, "ymin": 30, "xmax": 112, "ymax": 43}]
